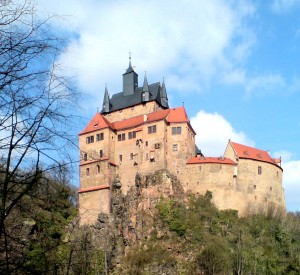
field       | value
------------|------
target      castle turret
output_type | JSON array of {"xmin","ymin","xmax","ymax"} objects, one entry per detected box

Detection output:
[
  {"xmin": 102, "ymin": 85, "xmax": 110, "ymax": 113},
  {"xmin": 160, "ymin": 78, "xmax": 168, "ymax": 108},
  {"xmin": 123, "ymin": 57, "xmax": 138, "ymax": 96},
  {"xmin": 141, "ymin": 72, "xmax": 150, "ymax": 102}
]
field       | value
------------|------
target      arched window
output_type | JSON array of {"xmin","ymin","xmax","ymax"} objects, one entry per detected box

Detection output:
[
  {"xmin": 86, "ymin": 168, "xmax": 90, "ymax": 176},
  {"xmin": 96, "ymin": 165, "xmax": 100, "ymax": 174}
]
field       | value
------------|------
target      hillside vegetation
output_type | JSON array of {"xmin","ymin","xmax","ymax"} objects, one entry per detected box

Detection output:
[
  {"xmin": 1, "ymin": 167, "xmax": 300, "ymax": 274},
  {"xmin": 116, "ymin": 193, "xmax": 300, "ymax": 275}
]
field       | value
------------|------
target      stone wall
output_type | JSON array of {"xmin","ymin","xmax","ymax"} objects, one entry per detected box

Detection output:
[
  {"xmin": 181, "ymin": 159, "xmax": 285, "ymax": 216},
  {"xmin": 166, "ymin": 122, "xmax": 195, "ymax": 175},
  {"xmin": 115, "ymin": 119, "xmax": 169, "ymax": 194},
  {"xmin": 79, "ymin": 188, "xmax": 110, "ymax": 225},
  {"xmin": 103, "ymin": 101, "xmax": 161, "ymax": 123}
]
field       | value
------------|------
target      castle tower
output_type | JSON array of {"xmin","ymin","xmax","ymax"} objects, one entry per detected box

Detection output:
[{"xmin": 122, "ymin": 57, "xmax": 138, "ymax": 96}]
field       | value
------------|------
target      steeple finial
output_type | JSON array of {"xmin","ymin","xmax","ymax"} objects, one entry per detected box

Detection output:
[{"xmin": 128, "ymin": 51, "xmax": 132, "ymax": 69}]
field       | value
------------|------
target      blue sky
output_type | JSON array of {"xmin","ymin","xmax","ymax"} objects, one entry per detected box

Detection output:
[{"xmin": 38, "ymin": 0, "xmax": 300, "ymax": 212}]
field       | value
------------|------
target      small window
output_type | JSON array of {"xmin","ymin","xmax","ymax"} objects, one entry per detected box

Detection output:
[
  {"xmin": 96, "ymin": 133, "xmax": 104, "ymax": 141},
  {"xmin": 99, "ymin": 150, "xmax": 103, "ymax": 158},
  {"xmin": 86, "ymin": 135, "xmax": 94, "ymax": 144},
  {"xmin": 130, "ymin": 153, "xmax": 134, "ymax": 160},
  {"xmin": 118, "ymin": 133, "xmax": 126, "ymax": 141},
  {"xmin": 254, "ymin": 185, "xmax": 256, "ymax": 189},
  {"xmin": 148, "ymin": 125, "xmax": 157, "ymax": 134},
  {"xmin": 258, "ymin": 166, "xmax": 262, "ymax": 175},
  {"xmin": 119, "ymin": 155, "xmax": 123, "ymax": 162},
  {"xmin": 172, "ymin": 126, "xmax": 182, "ymax": 135},
  {"xmin": 83, "ymin": 153, "xmax": 87, "ymax": 161},
  {"xmin": 128, "ymin": 131, "xmax": 136, "ymax": 139},
  {"xmin": 172, "ymin": 144, "xmax": 178, "ymax": 152},
  {"xmin": 86, "ymin": 168, "xmax": 90, "ymax": 176},
  {"xmin": 145, "ymin": 141, "xmax": 148, "ymax": 146},
  {"xmin": 96, "ymin": 165, "xmax": 100, "ymax": 174},
  {"xmin": 270, "ymin": 187, "xmax": 272, "ymax": 191}
]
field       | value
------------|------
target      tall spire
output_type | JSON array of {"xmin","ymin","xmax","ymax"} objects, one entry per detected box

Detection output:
[
  {"xmin": 142, "ymin": 71, "xmax": 149, "ymax": 102},
  {"xmin": 160, "ymin": 78, "xmax": 168, "ymax": 108},
  {"xmin": 102, "ymin": 84, "xmax": 110, "ymax": 113}
]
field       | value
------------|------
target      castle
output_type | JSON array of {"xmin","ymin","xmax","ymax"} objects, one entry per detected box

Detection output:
[{"xmin": 78, "ymin": 60, "xmax": 285, "ymax": 225}]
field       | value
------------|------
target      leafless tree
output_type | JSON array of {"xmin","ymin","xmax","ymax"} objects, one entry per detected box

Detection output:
[{"xmin": 0, "ymin": 0, "xmax": 78, "ymax": 244}]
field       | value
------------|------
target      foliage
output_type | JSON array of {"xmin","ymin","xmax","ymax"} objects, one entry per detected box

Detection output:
[
  {"xmin": 129, "ymin": 193, "xmax": 300, "ymax": 275},
  {"xmin": 0, "ymin": 168, "xmax": 78, "ymax": 274},
  {"xmin": 0, "ymin": 0, "xmax": 78, "ymax": 240},
  {"xmin": 156, "ymin": 198, "xmax": 186, "ymax": 236},
  {"xmin": 124, "ymin": 242, "xmax": 175, "ymax": 275}
]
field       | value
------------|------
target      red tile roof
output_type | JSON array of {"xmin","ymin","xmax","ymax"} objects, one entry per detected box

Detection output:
[
  {"xmin": 79, "ymin": 157, "xmax": 118, "ymax": 167},
  {"xmin": 112, "ymin": 115, "xmax": 144, "ymax": 130},
  {"xmin": 79, "ymin": 106, "xmax": 194, "ymax": 134},
  {"xmin": 166, "ymin": 107, "xmax": 189, "ymax": 123},
  {"xmin": 187, "ymin": 156, "xmax": 236, "ymax": 165},
  {"xmin": 230, "ymin": 141, "xmax": 279, "ymax": 166},
  {"xmin": 78, "ymin": 185, "xmax": 109, "ymax": 194},
  {"xmin": 147, "ymin": 109, "xmax": 170, "ymax": 123},
  {"xmin": 79, "ymin": 113, "xmax": 112, "ymax": 135}
]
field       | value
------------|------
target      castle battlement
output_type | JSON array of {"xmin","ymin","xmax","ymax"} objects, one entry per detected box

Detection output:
[{"xmin": 78, "ymin": 61, "xmax": 285, "ymax": 225}]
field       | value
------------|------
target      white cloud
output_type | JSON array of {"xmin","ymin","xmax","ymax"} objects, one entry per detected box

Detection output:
[
  {"xmin": 190, "ymin": 110, "xmax": 254, "ymax": 156},
  {"xmin": 271, "ymin": 0, "xmax": 300, "ymax": 13},
  {"xmin": 245, "ymin": 74, "xmax": 286, "ymax": 96},
  {"xmin": 282, "ymin": 160, "xmax": 300, "ymax": 212},
  {"xmin": 36, "ymin": 0, "xmax": 255, "ymax": 112}
]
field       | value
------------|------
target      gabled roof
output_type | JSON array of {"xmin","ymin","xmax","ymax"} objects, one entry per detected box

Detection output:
[
  {"xmin": 80, "ymin": 106, "xmax": 194, "ymax": 135},
  {"xmin": 230, "ymin": 141, "xmax": 279, "ymax": 166},
  {"xmin": 79, "ymin": 113, "xmax": 112, "ymax": 135},
  {"xmin": 147, "ymin": 109, "xmax": 170, "ymax": 123},
  {"xmin": 112, "ymin": 115, "xmax": 144, "ymax": 130},
  {"xmin": 187, "ymin": 156, "xmax": 236, "ymax": 165},
  {"xmin": 166, "ymin": 107, "xmax": 189, "ymax": 123}
]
